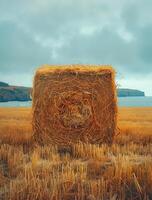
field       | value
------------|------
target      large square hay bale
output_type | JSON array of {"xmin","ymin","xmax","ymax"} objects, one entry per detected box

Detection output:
[{"xmin": 32, "ymin": 65, "xmax": 117, "ymax": 146}]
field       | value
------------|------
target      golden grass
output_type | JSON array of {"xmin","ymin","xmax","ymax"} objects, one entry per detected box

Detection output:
[
  {"xmin": 0, "ymin": 108, "xmax": 32, "ymax": 144},
  {"xmin": 0, "ymin": 107, "xmax": 152, "ymax": 199}
]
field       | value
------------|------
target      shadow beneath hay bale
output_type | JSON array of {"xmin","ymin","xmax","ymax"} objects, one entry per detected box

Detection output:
[
  {"xmin": 57, "ymin": 145, "xmax": 74, "ymax": 156},
  {"xmin": 23, "ymin": 143, "xmax": 34, "ymax": 154},
  {"xmin": 0, "ymin": 160, "xmax": 9, "ymax": 179}
]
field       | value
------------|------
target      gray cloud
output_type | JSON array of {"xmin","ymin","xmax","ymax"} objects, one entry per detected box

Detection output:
[
  {"xmin": 0, "ymin": 19, "xmax": 54, "ymax": 73},
  {"xmin": 0, "ymin": 0, "xmax": 152, "ymax": 94}
]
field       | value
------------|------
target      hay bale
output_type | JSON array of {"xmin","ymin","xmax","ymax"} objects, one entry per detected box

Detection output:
[{"xmin": 32, "ymin": 65, "xmax": 117, "ymax": 146}]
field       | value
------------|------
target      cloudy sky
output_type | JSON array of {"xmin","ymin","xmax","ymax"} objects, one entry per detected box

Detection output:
[{"xmin": 0, "ymin": 0, "xmax": 152, "ymax": 95}]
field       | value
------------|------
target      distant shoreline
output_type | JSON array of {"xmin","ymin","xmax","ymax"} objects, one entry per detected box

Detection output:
[
  {"xmin": 1, "ymin": 96, "xmax": 152, "ymax": 107},
  {"xmin": 0, "ymin": 96, "xmax": 149, "ymax": 103},
  {"xmin": 0, "ymin": 81, "xmax": 145, "ymax": 102}
]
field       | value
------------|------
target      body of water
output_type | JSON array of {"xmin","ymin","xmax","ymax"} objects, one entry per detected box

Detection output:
[
  {"xmin": 0, "ymin": 101, "xmax": 32, "ymax": 107},
  {"xmin": 0, "ymin": 97, "xmax": 152, "ymax": 107}
]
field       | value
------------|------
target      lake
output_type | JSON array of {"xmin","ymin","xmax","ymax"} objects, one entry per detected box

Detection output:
[{"xmin": 0, "ymin": 96, "xmax": 152, "ymax": 107}]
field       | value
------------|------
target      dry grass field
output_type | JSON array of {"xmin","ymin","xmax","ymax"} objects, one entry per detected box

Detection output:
[{"xmin": 0, "ymin": 107, "xmax": 152, "ymax": 200}]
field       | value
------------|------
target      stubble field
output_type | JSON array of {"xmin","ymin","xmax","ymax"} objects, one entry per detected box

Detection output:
[{"xmin": 0, "ymin": 107, "xmax": 152, "ymax": 200}]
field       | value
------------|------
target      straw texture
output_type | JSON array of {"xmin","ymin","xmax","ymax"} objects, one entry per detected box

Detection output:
[{"xmin": 32, "ymin": 65, "xmax": 117, "ymax": 146}]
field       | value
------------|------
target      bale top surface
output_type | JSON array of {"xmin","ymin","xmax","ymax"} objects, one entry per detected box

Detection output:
[{"xmin": 36, "ymin": 64, "xmax": 115, "ymax": 75}]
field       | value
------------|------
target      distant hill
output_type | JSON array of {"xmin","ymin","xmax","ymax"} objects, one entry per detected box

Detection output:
[
  {"xmin": 118, "ymin": 88, "xmax": 145, "ymax": 97},
  {"xmin": 0, "ymin": 82, "xmax": 31, "ymax": 102},
  {"xmin": 0, "ymin": 82, "xmax": 9, "ymax": 87},
  {"xmin": 0, "ymin": 82, "xmax": 145, "ymax": 102}
]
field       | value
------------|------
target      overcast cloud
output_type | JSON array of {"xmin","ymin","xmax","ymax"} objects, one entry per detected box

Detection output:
[{"xmin": 0, "ymin": 0, "xmax": 152, "ymax": 95}]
